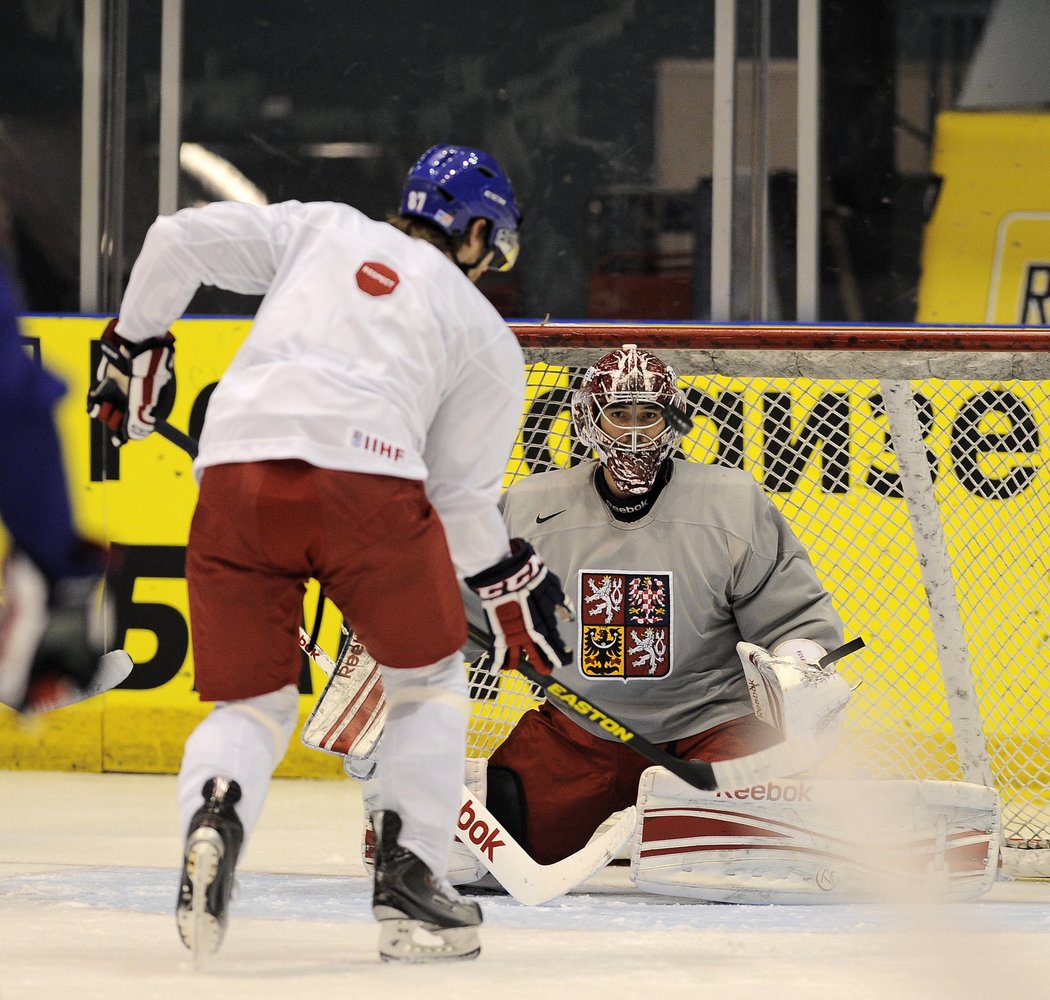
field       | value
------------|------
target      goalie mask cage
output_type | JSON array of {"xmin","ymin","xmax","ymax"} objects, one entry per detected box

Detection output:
[{"xmin": 463, "ymin": 321, "xmax": 1050, "ymax": 880}]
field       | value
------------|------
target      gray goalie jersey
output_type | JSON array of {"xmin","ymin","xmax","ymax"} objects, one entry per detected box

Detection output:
[{"xmin": 498, "ymin": 458, "xmax": 845, "ymax": 743}]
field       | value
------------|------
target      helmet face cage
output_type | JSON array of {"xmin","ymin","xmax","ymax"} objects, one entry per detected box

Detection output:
[
  {"xmin": 571, "ymin": 345, "xmax": 688, "ymax": 495},
  {"xmin": 400, "ymin": 145, "xmax": 522, "ymax": 271}
]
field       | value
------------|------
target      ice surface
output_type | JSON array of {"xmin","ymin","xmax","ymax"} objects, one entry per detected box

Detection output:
[{"xmin": 2, "ymin": 770, "xmax": 1049, "ymax": 1000}]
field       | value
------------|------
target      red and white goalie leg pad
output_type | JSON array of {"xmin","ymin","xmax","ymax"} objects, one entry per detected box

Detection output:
[
  {"xmin": 300, "ymin": 629, "xmax": 386, "ymax": 780},
  {"xmin": 630, "ymin": 766, "xmax": 1000, "ymax": 903}
]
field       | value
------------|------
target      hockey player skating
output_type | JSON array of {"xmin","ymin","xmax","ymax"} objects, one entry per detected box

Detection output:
[
  {"xmin": 86, "ymin": 145, "xmax": 572, "ymax": 964},
  {"xmin": 0, "ymin": 257, "xmax": 123, "ymax": 714}
]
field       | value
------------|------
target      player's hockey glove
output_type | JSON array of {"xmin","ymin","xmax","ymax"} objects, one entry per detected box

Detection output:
[
  {"xmin": 464, "ymin": 538, "xmax": 574, "ymax": 675},
  {"xmin": 0, "ymin": 540, "xmax": 118, "ymax": 713},
  {"xmin": 87, "ymin": 318, "xmax": 175, "ymax": 446}
]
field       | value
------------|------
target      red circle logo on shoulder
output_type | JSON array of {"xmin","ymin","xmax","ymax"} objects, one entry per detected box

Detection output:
[{"xmin": 356, "ymin": 261, "xmax": 400, "ymax": 296}]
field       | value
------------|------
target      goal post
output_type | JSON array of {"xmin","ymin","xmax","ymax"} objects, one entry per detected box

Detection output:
[{"xmin": 465, "ymin": 321, "xmax": 1050, "ymax": 879}]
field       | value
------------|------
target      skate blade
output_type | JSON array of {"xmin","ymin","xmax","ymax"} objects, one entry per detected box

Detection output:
[
  {"xmin": 176, "ymin": 832, "xmax": 224, "ymax": 967},
  {"xmin": 378, "ymin": 920, "xmax": 481, "ymax": 963}
]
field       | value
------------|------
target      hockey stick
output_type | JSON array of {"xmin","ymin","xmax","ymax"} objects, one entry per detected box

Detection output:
[
  {"xmin": 19, "ymin": 650, "xmax": 134, "ymax": 714},
  {"xmin": 467, "ymin": 623, "xmax": 848, "ymax": 793},
  {"xmin": 155, "ymin": 419, "xmax": 198, "ymax": 458},
  {"xmin": 300, "ymin": 627, "xmax": 635, "ymax": 905}
]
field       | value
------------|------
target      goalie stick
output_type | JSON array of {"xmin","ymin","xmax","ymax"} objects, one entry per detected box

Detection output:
[{"xmin": 299, "ymin": 626, "xmax": 635, "ymax": 905}]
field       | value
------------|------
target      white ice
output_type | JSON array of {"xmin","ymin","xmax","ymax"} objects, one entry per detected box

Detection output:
[{"xmin": 2, "ymin": 770, "xmax": 1049, "ymax": 1000}]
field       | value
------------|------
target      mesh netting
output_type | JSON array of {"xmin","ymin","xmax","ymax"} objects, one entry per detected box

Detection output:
[{"xmin": 464, "ymin": 326, "xmax": 1050, "ymax": 872}]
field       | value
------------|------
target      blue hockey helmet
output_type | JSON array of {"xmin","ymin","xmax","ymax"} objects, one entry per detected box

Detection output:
[{"xmin": 400, "ymin": 144, "xmax": 522, "ymax": 271}]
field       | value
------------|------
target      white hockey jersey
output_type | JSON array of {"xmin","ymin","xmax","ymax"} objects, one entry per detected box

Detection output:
[
  {"xmin": 115, "ymin": 200, "xmax": 524, "ymax": 577},
  {"xmin": 500, "ymin": 459, "xmax": 845, "ymax": 743}
]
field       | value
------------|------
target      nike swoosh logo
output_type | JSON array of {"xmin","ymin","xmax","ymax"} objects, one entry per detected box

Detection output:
[{"xmin": 535, "ymin": 510, "xmax": 566, "ymax": 524}]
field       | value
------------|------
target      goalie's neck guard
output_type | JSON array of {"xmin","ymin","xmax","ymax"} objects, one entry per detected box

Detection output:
[{"xmin": 594, "ymin": 460, "xmax": 673, "ymax": 522}]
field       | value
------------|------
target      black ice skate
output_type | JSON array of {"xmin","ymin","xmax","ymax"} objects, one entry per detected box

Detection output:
[
  {"xmin": 175, "ymin": 777, "xmax": 244, "ymax": 965},
  {"xmin": 372, "ymin": 810, "xmax": 482, "ymax": 962}
]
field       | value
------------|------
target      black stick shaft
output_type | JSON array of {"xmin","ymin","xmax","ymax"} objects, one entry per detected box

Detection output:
[{"xmin": 155, "ymin": 419, "xmax": 198, "ymax": 459}]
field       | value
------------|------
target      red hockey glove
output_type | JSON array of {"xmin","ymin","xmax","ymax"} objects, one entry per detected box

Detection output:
[
  {"xmin": 464, "ymin": 538, "xmax": 574, "ymax": 675},
  {"xmin": 87, "ymin": 318, "xmax": 175, "ymax": 446}
]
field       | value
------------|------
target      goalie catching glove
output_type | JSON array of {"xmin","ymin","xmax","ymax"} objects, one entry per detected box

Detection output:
[
  {"xmin": 738, "ymin": 638, "xmax": 851, "ymax": 758},
  {"xmin": 86, "ymin": 318, "xmax": 175, "ymax": 446},
  {"xmin": 464, "ymin": 538, "xmax": 573, "ymax": 674}
]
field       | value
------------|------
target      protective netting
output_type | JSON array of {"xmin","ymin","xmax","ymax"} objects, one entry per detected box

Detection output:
[{"xmin": 464, "ymin": 326, "xmax": 1050, "ymax": 876}]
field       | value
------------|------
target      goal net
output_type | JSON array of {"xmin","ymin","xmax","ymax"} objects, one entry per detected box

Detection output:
[{"xmin": 463, "ymin": 322, "xmax": 1050, "ymax": 879}]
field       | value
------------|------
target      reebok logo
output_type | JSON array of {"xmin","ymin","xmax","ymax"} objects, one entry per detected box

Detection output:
[
  {"xmin": 715, "ymin": 781, "xmax": 812, "ymax": 802},
  {"xmin": 458, "ymin": 800, "xmax": 506, "ymax": 860},
  {"xmin": 536, "ymin": 509, "xmax": 566, "ymax": 524},
  {"xmin": 356, "ymin": 261, "xmax": 400, "ymax": 296}
]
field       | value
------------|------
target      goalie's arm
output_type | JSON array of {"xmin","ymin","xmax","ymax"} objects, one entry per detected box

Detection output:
[{"xmin": 731, "ymin": 498, "xmax": 846, "ymax": 653}]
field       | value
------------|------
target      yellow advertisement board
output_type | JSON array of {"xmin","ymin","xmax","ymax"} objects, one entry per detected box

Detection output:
[
  {"xmin": 4, "ymin": 317, "xmax": 1049, "ymax": 782},
  {"xmin": 1, "ymin": 317, "xmax": 343, "ymax": 776},
  {"xmin": 917, "ymin": 110, "xmax": 1050, "ymax": 324}
]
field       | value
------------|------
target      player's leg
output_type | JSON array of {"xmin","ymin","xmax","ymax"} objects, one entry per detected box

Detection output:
[
  {"xmin": 316, "ymin": 471, "xmax": 479, "ymax": 961},
  {"xmin": 371, "ymin": 653, "xmax": 482, "ymax": 961},
  {"xmin": 176, "ymin": 460, "xmax": 315, "ymax": 961}
]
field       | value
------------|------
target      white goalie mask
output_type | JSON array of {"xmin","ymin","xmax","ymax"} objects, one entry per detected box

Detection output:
[{"xmin": 571, "ymin": 344, "xmax": 689, "ymax": 494}]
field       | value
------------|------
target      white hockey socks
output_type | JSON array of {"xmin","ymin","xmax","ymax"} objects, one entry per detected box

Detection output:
[
  {"xmin": 177, "ymin": 683, "xmax": 299, "ymax": 843},
  {"xmin": 377, "ymin": 653, "xmax": 470, "ymax": 879}
]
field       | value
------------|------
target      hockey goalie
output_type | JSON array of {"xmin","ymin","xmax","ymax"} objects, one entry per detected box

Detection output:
[
  {"xmin": 304, "ymin": 626, "xmax": 997, "ymax": 904},
  {"xmin": 303, "ymin": 343, "xmax": 999, "ymax": 903}
]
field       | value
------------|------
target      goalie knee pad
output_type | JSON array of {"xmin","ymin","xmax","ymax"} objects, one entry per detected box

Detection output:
[{"xmin": 630, "ymin": 766, "xmax": 1000, "ymax": 903}]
